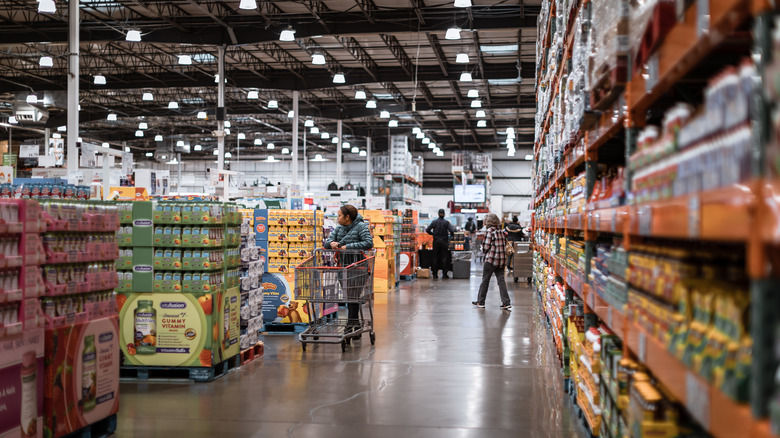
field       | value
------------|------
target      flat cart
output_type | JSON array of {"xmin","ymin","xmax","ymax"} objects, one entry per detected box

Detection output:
[
  {"xmin": 511, "ymin": 242, "xmax": 533, "ymax": 283},
  {"xmin": 295, "ymin": 249, "xmax": 376, "ymax": 352}
]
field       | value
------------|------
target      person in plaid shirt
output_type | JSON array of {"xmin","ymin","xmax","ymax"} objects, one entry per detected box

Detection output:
[{"xmin": 473, "ymin": 213, "xmax": 512, "ymax": 310}]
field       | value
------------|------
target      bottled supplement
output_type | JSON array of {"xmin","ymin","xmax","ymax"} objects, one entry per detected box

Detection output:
[{"xmin": 134, "ymin": 300, "xmax": 157, "ymax": 354}]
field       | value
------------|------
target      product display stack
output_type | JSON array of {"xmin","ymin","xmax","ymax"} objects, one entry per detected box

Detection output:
[
  {"xmin": 0, "ymin": 199, "xmax": 47, "ymax": 438},
  {"xmin": 360, "ymin": 209, "xmax": 396, "ymax": 292},
  {"xmin": 39, "ymin": 199, "xmax": 121, "ymax": 438},
  {"xmin": 399, "ymin": 209, "xmax": 418, "ymax": 279},
  {"xmin": 533, "ymin": 0, "xmax": 780, "ymax": 434},
  {"xmin": 116, "ymin": 201, "xmax": 241, "ymax": 381},
  {"xmin": 238, "ymin": 211, "xmax": 264, "ymax": 358}
]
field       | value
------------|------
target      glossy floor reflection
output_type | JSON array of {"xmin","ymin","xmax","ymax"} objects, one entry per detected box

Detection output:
[{"xmin": 117, "ymin": 269, "xmax": 586, "ymax": 438}]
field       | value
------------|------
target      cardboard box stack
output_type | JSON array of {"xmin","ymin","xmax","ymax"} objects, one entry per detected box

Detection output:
[
  {"xmin": 38, "ymin": 199, "xmax": 121, "ymax": 438},
  {"xmin": 238, "ymin": 210, "xmax": 263, "ymax": 349},
  {"xmin": 359, "ymin": 210, "xmax": 396, "ymax": 292},
  {"xmin": 115, "ymin": 201, "xmax": 241, "ymax": 369},
  {"xmin": 400, "ymin": 209, "xmax": 419, "ymax": 277}
]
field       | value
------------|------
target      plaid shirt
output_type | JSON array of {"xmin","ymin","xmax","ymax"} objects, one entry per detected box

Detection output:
[{"xmin": 482, "ymin": 226, "xmax": 508, "ymax": 267}]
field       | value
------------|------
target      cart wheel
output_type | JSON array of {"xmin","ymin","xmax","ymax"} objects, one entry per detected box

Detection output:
[
  {"xmin": 514, "ymin": 277, "xmax": 519, "ymax": 283},
  {"xmin": 369, "ymin": 332, "xmax": 376, "ymax": 345},
  {"xmin": 341, "ymin": 341, "xmax": 347, "ymax": 352},
  {"xmin": 302, "ymin": 343, "xmax": 307, "ymax": 351}
]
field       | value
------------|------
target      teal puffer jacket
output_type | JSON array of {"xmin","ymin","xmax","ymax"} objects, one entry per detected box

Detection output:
[{"xmin": 324, "ymin": 214, "xmax": 374, "ymax": 250}]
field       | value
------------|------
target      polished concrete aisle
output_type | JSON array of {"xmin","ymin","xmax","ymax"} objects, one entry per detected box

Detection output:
[{"xmin": 117, "ymin": 273, "xmax": 584, "ymax": 438}]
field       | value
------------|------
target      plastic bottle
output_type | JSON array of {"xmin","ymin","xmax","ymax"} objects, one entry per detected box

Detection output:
[
  {"xmin": 81, "ymin": 335, "xmax": 97, "ymax": 412},
  {"xmin": 20, "ymin": 351, "xmax": 37, "ymax": 437},
  {"xmin": 134, "ymin": 300, "xmax": 156, "ymax": 354}
]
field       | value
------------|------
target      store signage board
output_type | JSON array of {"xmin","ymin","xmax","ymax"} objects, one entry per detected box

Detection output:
[
  {"xmin": 19, "ymin": 144, "xmax": 39, "ymax": 158},
  {"xmin": 122, "ymin": 152, "xmax": 133, "ymax": 175}
]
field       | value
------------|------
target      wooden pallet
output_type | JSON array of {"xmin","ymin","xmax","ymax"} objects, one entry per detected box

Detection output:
[
  {"xmin": 589, "ymin": 57, "xmax": 628, "ymax": 111},
  {"xmin": 61, "ymin": 414, "xmax": 117, "ymax": 438},
  {"xmin": 240, "ymin": 341, "xmax": 264, "ymax": 365},
  {"xmin": 120, "ymin": 355, "xmax": 240, "ymax": 383}
]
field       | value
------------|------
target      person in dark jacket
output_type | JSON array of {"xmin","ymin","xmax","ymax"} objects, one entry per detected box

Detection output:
[
  {"xmin": 426, "ymin": 208, "xmax": 455, "ymax": 279},
  {"xmin": 504, "ymin": 216, "xmax": 523, "ymax": 270},
  {"xmin": 464, "ymin": 217, "xmax": 476, "ymax": 251},
  {"xmin": 324, "ymin": 204, "xmax": 374, "ymax": 330}
]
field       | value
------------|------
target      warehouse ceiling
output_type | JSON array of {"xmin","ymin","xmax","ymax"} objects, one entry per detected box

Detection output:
[{"xmin": 0, "ymin": 0, "xmax": 539, "ymax": 159}]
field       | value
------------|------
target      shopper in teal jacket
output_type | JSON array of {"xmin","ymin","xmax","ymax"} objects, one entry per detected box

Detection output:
[{"xmin": 324, "ymin": 204, "xmax": 374, "ymax": 330}]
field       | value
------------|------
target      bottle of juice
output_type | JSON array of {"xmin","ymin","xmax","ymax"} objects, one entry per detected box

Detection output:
[
  {"xmin": 81, "ymin": 335, "xmax": 97, "ymax": 412},
  {"xmin": 134, "ymin": 300, "xmax": 156, "ymax": 354},
  {"xmin": 20, "ymin": 351, "xmax": 37, "ymax": 437}
]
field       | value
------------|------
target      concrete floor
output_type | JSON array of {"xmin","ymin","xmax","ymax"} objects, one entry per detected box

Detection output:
[{"xmin": 117, "ymin": 270, "xmax": 584, "ymax": 438}]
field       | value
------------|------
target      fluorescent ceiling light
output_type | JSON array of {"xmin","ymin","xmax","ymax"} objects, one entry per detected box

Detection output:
[
  {"xmin": 507, "ymin": 131, "xmax": 516, "ymax": 139},
  {"xmin": 281, "ymin": 147, "xmax": 290, "ymax": 154},
  {"xmin": 288, "ymin": 110, "xmax": 294, "ymax": 118},
  {"xmin": 107, "ymin": 114, "xmax": 117, "ymax": 121},
  {"xmin": 176, "ymin": 140, "xmax": 185, "ymax": 147},
  {"xmin": 225, "ymin": 152, "xmax": 232, "ymax": 158},
  {"xmin": 507, "ymin": 149, "xmax": 516, "ymax": 157},
  {"xmin": 505, "ymin": 138, "xmax": 514, "ymax": 145},
  {"xmin": 366, "ymin": 100, "xmax": 377, "ymax": 109},
  {"xmin": 194, "ymin": 145, "xmax": 202, "ymax": 151},
  {"xmin": 26, "ymin": 94, "xmax": 37, "ymax": 104},
  {"xmin": 477, "ymin": 120, "xmax": 487, "ymax": 127},
  {"xmin": 480, "ymin": 44, "xmax": 519, "ymax": 54},
  {"xmin": 268, "ymin": 100, "xmax": 278, "ymax": 108},
  {"xmin": 342, "ymin": 142, "xmax": 350, "ymax": 149},
  {"xmin": 525, "ymin": 154, "xmax": 533, "ymax": 160},
  {"xmin": 506, "ymin": 127, "xmax": 515, "ymax": 134},
  {"xmin": 311, "ymin": 53, "xmax": 326, "ymax": 65},
  {"xmin": 379, "ymin": 110, "xmax": 390, "ymax": 119},
  {"xmin": 38, "ymin": 0, "xmax": 56, "ymax": 13},
  {"xmin": 224, "ymin": 121, "xmax": 231, "ymax": 128},
  {"xmin": 139, "ymin": 122, "xmax": 148, "ymax": 130},
  {"xmin": 279, "ymin": 28, "xmax": 296, "ymax": 42},
  {"xmin": 460, "ymin": 72, "xmax": 473, "ymax": 82},
  {"xmin": 57, "ymin": 125, "xmax": 66, "ymax": 131},
  {"xmin": 266, "ymin": 156, "xmax": 276, "ymax": 162},
  {"xmin": 388, "ymin": 120, "xmax": 398, "ymax": 127},
  {"xmin": 304, "ymin": 119, "xmax": 314, "ymax": 127},
  {"xmin": 101, "ymin": 142, "xmax": 109, "ymax": 148},
  {"xmin": 422, "ymin": 138, "xmax": 430, "ymax": 144},
  {"xmin": 476, "ymin": 110, "xmax": 486, "ymax": 118},
  {"xmin": 213, "ymin": 150, "xmax": 219, "ymax": 155},
  {"xmin": 314, "ymin": 154, "xmax": 324, "ymax": 161},
  {"xmin": 247, "ymin": 90, "xmax": 259, "ymax": 99},
  {"xmin": 333, "ymin": 72, "xmax": 346, "ymax": 84},
  {"xmin": 437, "ymin": 151, "xmax": 444, "ymax": 157},
  {"xmin": 454, "ymin": 0, "xmax": 472, "ymax": 6},
  {"xmin": 331, "ymin": 137, "xmax": 339, "ymax": 144},
  {"xmin": 456, "ymin": 53, "xmax": 470, "ymax": 63},
  {"xmin": 351, "ymin": 147, "xmax": 359, "ymax": 153},
  {"xmin": 412, "ymin": 127, "xmax": 421, "ymax": 134},
  {"xmin": 239, "ymin": 0, "xmax": 257, "ymax": 9},
  {"xmin": 39, "ymin": 56, "xmax": 53, "ymax": 67},
  {"xmin": 155, "ymin": 135, "xmax": 164, "ymax": 141},
  {"xmin": 135, "ymin": 130, "xmax": 143, "ymax": 137},
  {"xmin": 445, "ymin": 27, "xmax": 461, "ymax": 40},
  {"xmin": 145, "ymin": 152, "xmax": 154, "ymax": 157},
  {"xmin": 267, "ymin": 143, "xmax": 275, "ymax": 149},
  {"xmin": 471, "ymin": 100, "xmax": 482, "ymax": 108},
  {"xmin": 254, "ymin": 138, "xmax": 263, "ymax": 145},
  {"xmin": 428, "ymin": 143, "xmax": 435, "ymax": 149},
  {"xmin": 321, "ymin": 132, "xmax": 329, "ymax": 139},
  {"xmin": 467, "ymin": 89, "xmax": 479, "ymax": 98},
  {"xmin": 78, "ymin": 137, "xmax": 83, "ymax": 143},
  {"xmin": 178, "ymin": 55, "xmax": 192, "ymax": 65},
  {"xmin": 416, "ymin": 132, "xmax": 425, "ymax": 139},
  {"xmin": 224, "ymin": 128, "xmax": 231, "ymax": 136},
  {"xmin": 359, "ymin": 150, "xmax": 367, "ymax": 157},
  {"xmin": 168, "ymin": 101, "xmax": 179, "ymax": 109},
  {"xmin": 52, "ymin": 133, "xmax": 61, "ymax": 138},
  {"xmin": 94, "ymin": 74, "xmax": 106, "ymax": 85},
  {"xmin": 197, "ymin": 111, "xmax": 207, "ymax": 119},
  {"xmin": 142, "ymin": 92, "xmax": 153, "ymax": 101},
  {"xmin": 488, "ymin": 78, "xmax": 520, "ymax": 85},
  {"xmin": 310, "ymin": 127, "xmax": 319, "ymax": 134},
  {"xmin": 125, "ymin": 147, "xmax": 131, "ymax": 152},
  {"xmin": 126, "ymin": 30, "xmax": 142, "ymax": 42},
  {"xmin": 238, "ymin": 133, "xmax": 246, "ymax": 140},
  {"xmin": 355, "ymin": 90, "xmax": 367, "ymax": 99}
]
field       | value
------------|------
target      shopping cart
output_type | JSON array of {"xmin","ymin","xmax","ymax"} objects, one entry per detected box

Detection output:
[
  {"xmin": 511, "ymin": 242, "xmax": 533, "ymax": 283},
  {"xmin": 295, "ymin": 249, "xmax": 376, "ymax": 352}
]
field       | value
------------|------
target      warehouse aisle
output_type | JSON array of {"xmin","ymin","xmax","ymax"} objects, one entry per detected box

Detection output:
[{"xmin": 117, "ymin": 273, "xmax": 583, "ymax": 438}]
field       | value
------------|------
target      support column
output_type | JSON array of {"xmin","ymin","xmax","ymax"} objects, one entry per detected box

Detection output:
[
  {"xmin": 336, "ymin": 120, "xmax": 343, "ymax": 186},
  {"xmin": 177, "ymin": 152, "xmax": 182, "ymax": 194},
  {"xmin": 366, "ymin": 136, "xmax": 372, "ymax": 195},
  {"xmin": 303, "ymin": 127, "xmax": 308, "ymax": 191},
  {"xmin": 217, "ymin": 45, "xmax": 226, "ymax": 171},
  {"xmin": 292, "ymin": 91, "xmax": 299, "ymax": 187},
  {"xmin": 66, "ymin": 0, "xmax": 80, "ymax": 177},
  {"xmin": 44, "ymin": 128, "xmax": 51, "ymax": 156}
]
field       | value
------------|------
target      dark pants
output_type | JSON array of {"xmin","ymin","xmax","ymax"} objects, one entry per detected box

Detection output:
[
  {"xmin": 477, "ymin": 262, "xmax": 510, "ymax": 306},
  {"xmin": 338, "ymin": 252, "xmax": 366, "ymax": 327},
  {"xmin": 432, "ymin": 238, "xmax": 449, "ymax": 277},
  {"xmin": 464, "ymin": 236, "xmax": 471, "ymax": 251}
]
